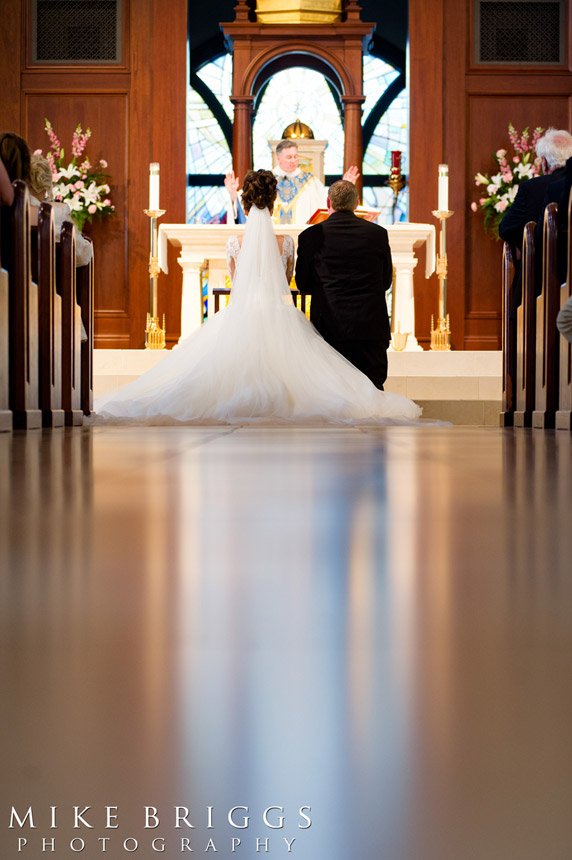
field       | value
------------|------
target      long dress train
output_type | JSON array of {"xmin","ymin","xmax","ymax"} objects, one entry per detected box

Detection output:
[{"xmin": 94, "ymin": 206, "xmax": 422, "ymax": 425}]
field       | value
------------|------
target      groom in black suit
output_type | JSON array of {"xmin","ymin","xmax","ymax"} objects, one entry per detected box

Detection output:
[{"xmin": 295, "ymin": 180, "xmax": 392, "ymax": 390}]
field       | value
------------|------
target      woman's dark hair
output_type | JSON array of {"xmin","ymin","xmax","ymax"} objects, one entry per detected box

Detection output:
[
  {"xmin": 0, "ymin": 133, "xmax": 31, "ymax": 183},
  {"xmin": 241, "ymin": 169, "xmax": 277, "ymax": 212}
]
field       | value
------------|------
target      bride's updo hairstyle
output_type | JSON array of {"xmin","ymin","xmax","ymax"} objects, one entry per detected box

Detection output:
[{"xmin": 241, "ymin": 169, "xmax": 277, "ymax": 213}]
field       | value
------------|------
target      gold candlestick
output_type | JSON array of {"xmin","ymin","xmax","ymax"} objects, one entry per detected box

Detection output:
[
  {"xmin": 144, "ymin": 208, "xmax": 166, "ymax": 349},
  {"xmin": 430, "ymin": 208, "xmax": 454, "ymax": 350},
  {"xmin": 388, "ymin": 167, "xmax": 405, "ymax": 223}
]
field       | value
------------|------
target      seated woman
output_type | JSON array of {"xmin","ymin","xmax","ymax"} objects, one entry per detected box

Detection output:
[{"xmin": 28, "ymin": 154, "xmax": 93, "ymax": 268}]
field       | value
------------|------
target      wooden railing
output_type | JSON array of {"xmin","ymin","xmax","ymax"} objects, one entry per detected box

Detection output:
[
  {"xmin": 0, "ymin": 180, "xmax": 94, "ymax": 432},
  {"xmin": 502, "ymin": 189, "xmax": 572, "ymax": 430}
]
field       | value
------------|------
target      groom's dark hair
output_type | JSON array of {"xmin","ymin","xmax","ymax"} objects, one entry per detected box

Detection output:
[{"xmin": 328, "ymin": 180, "xmax": 359, "ymax": 212}]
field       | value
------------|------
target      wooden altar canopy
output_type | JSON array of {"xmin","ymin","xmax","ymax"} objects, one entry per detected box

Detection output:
[{"xmin": 221, "ymin": 0, "xmax": 374, "ymax": 191}]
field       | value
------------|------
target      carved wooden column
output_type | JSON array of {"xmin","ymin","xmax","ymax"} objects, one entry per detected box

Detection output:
[
  {"xmin": 231, "ymin": 96, "xmax": 254, "ymax": 181},
  {"xmin": 343, "ymin": 96, "xmax": 365, "ymax": 194}
]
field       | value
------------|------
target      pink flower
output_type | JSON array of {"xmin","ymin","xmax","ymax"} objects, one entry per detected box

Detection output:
[
  {"xmin": 496, "ymin": 199, "xmax": 508, "ymax": 213},
  {"xmin": 33, "ymin": 148, "xmax": 43, "ymax": 155},
  {"xmin": 513, "ymin": 156, "xmax": 519, "ymax": 163},
  {"xmin": 479, "ymin": 197, "xmax": 486, "ymax": 205},
  {"xmin": 75, "ymin": 180, "xmax": 84, "ymax": 189},
  {"xmin": 100, "ymin": 159, "xmax": 108, "ymax": 168},
  {"xmin": 471, "ymin": 202, "xmax": 478, "ymax": 212},
  {"xmin": 103, "ymin": 198, "xmax": 111, "ymax": 206},
  {"xmin": 88, "ymin": 204, "xmax": 97, "ymax": 214}
]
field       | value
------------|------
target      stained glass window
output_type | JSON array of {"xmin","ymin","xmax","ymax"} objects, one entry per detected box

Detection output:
[
  {"xmin": 363, "ymin": 186, "xmax": 408, "ymax": 225},
  {"xmin": 361, "ymin": 53, "xmax": 409, "ymax": 221},
  {"xmin": 188, "ymin": 87, "xmax": 231, "ymax": 175},
  {"xmin": 187, "ymin": 186, "xmax": 229, "ymax": 224},
  {"xmin": 362, "ymin": 56, "xmax": 400, "ymax": 122},
  {"xmin": 253, "ymin": 68, "xmax": 344, "ymax": 175},
  {"xmin": 196, "ymin": 54, "xmax": 234, "ymax": 120},
  {"xmin": 363, "ymin": 87, "xmax": 409, "ymax": 176},
  {"xmin": 188, "ymin": 51, "xmax": 410, "ymax": 224}
]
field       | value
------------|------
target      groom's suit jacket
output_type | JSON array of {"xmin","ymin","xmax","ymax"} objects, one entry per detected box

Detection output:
[{"xmin": 295, "ymin": 210, "xmax": 392, "ymax": 346}]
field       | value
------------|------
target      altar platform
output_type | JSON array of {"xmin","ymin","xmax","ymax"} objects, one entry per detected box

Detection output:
[{"xmin": 94, "ymin": 350, "xmax": 502, "ymax": 425}]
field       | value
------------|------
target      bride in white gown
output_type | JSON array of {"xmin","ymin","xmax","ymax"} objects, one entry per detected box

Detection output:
[{"xmin": 95, "ymin": 170, "xmax": 422, "ymax": 425}]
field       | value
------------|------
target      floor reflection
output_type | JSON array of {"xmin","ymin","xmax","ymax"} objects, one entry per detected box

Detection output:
[{"xmin": 1, "ymin": 427, "xmax": 571, "ymax": 859}]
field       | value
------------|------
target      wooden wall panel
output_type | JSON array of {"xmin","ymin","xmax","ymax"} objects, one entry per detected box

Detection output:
[
  {"xmin": 410, "ymin": 0, "xmax": 572, "ymax": 350},
  {"xmin": 0, "ymin": 0, "xmax": 22, "ymax": 130},
  {"xmin": 0, "ymin": 0, "xmax": 186, "ymax": 348},
  {"xmin": 23, "ymin": 92, "xmax": 129, "ymax": 317},
  {"xmin": 465, "ymin": 93, "xmax": 572, "ymax": 348},
  {"xmin": 409, "ymin": 0, "xmax": 445, "ymax": 348},
  {"xmin": 128, "ymin": 0, "xmax": 187, "ymax": 348}
]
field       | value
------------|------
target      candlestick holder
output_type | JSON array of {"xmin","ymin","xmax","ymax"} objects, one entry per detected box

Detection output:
[
  {"xmin": 144, "ymin": 208, "xmax": 166, "ymax": 349},
  {"xmin": 388, "ymin": 167, "xmax": 405, "ymax": 222},
  {"xmin": 430, "ymin": 208, "xmax": 454, "ymax": 350}
]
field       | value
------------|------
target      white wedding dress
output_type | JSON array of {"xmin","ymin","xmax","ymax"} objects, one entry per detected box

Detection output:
[{"xmin": 94, "ymin": 206, "xmax": 422, "ymax": 425}]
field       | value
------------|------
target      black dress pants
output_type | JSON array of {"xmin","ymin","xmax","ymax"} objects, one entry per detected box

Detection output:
[{"xmin": 328, "ymin": 338, "xmax": 388, "ymax": 391}]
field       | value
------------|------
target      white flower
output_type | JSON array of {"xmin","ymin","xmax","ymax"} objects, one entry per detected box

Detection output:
[
  {"xmin": 66, "ymin": 195, "xmax": 82, "ymax": 212},
  {"xmin": 55, "ymin": 164, "xmax": 81, "ymax": 181},
  {"xmin": 487, "ymin": 183, "xmax": 499, "ymax": 195},
  {"xmin": 507, "ymin": 185, "xmax": 519, "ymax": 203},
  {"xmin": 491, "ymin": 173, "xmax": 503, "ymax": 186},
  {"xmin": 514, "ymin": 162, "xmax": 534, "ymax": 179},
  {"xmin": 475, "ymin": 172, "xmax": 489, "ymax": 185}
]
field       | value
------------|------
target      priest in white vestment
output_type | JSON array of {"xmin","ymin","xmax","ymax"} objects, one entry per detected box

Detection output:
[{"xmin": 225, "ymin": 139, "xmax": 359, "ymax": 225}]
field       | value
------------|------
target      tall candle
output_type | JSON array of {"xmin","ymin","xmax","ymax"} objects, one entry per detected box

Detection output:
[
  {"xmin": 391, "ymin": 150, "xmax": 402, "ymax": 171},
  {"xmin": 149, "ymin": 162, "xmax": 160, "ymax": 211},
  {"xmin": 438, "ymin": 163, "xmax": 449, "ymax": 212}
]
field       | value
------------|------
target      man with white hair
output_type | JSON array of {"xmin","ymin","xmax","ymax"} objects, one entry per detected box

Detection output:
[{"xmin": 499, "ymin": 128, "xmax": 572, "ymax": 304}]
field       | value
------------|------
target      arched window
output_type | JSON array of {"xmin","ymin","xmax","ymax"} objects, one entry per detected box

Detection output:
[
  {"xmin": 252, "ymin": 67, "xmax": 344, "ymax": 175},
  {"xmin": 188, "ymin": 51, "xmax": 409, "ymax": 224}
]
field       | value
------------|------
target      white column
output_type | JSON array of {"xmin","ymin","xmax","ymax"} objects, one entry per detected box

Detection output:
[
  {"xmin": 389, "ymin": 251, "xmax": 423, "ymax": 352},
  {"xmin": 177, "ymin": 256, "xmax": 204, "ymax": 341}
]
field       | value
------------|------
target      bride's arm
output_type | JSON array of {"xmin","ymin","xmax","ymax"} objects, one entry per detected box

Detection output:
[
  {"xmin": 226, "ymin": 236, "xmax": 239, "ymax": 282},
  {"xmin": 278, "ymin": 234, "xmax": 295, "ymax": 282},
  {"xmin": 285, "ymin": 235, "xmax": 294, "ymax": 283}
]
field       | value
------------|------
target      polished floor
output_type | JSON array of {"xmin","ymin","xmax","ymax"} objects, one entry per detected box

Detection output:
[{"xmin": 1, "ymin": 425, "xmax": 571, "ymax": 859}]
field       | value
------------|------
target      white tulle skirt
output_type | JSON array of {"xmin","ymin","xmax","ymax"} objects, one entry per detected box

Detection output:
[{"xmin": 94, "ymin": 297, "xmax": 422, "ymax": 426}]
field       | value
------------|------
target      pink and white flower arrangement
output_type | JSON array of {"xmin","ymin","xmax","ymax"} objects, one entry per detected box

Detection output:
[
  {"xmin": 36, "ymin": 119, "xmax": 115, "ymax": 232},
  {"xmin": 472, "ymin": 123, "xmax": 544, "ymax": 238}
]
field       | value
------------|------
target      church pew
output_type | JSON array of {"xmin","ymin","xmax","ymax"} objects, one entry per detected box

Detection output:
[
  {"xmin": 34, "ymin": 205, "xmax": 65, "ymax": 428},
  {"xmin": 500, "ymin": 242, "xmax": 515, "ymax": 426},
  {"xmin": 0, "ymin": 207, "xmax": 12, "ymax": 431},
  {"xmin": 77, "ymin": 248, "xmax": 94, "ymax": 415},
  {"xmin": 59, "ymin": 221, "xmax": 84, "ymax": 426},
  {"xmin": 532, "ymin": 203, "xmax": 560, "ymax": 428},
  {"xmin": 514, "ymin": 222, "xmax": 536, "ymax": 427},
  {"xmin": 6, "ymin": 181, "xmax": 41, "ymax": 429},
  {"xmin": 556, "ymin": 187, "xmax": 572, "ymax": 430}
]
